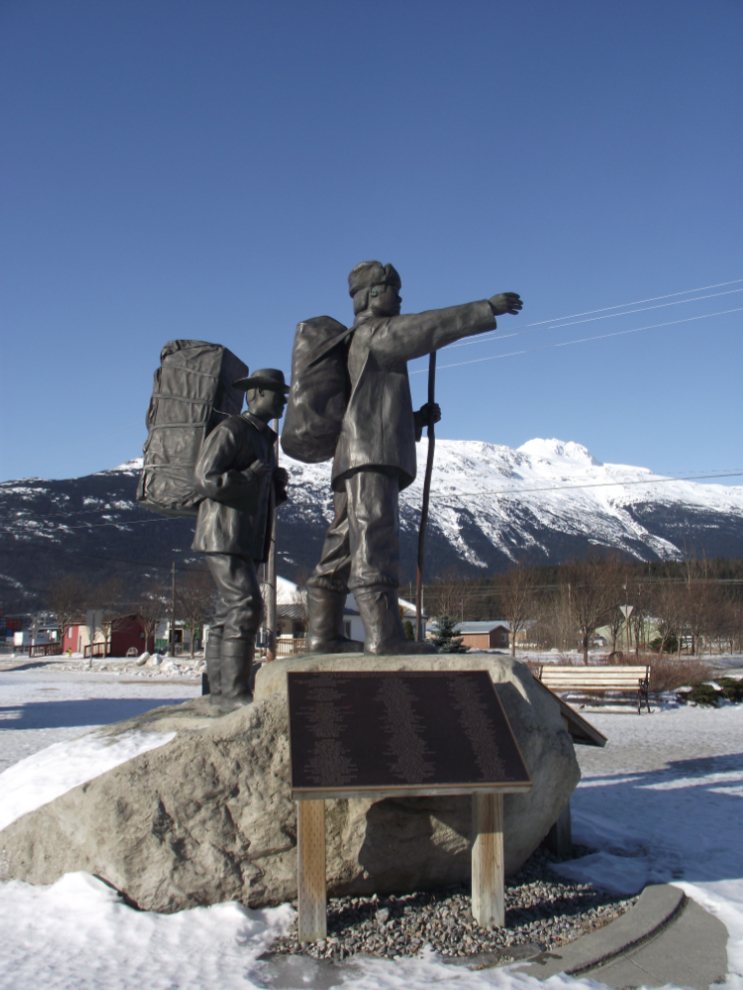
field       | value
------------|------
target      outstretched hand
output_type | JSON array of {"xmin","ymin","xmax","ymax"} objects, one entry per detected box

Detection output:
[{"xmin": 489, "ymin": 292, "xmax": 523, "ymax": 316}]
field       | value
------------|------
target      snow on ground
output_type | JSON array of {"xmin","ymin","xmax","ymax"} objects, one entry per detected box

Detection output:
[
  {"xmin": 0, "ymin": 663, "xmax": 200, "ymax": 772},
  {"xmin": 0, "ymin": 665, "xmax": 742, "ymax": 989},
  {"xmin": 558, "ymin": 703, "xmax": 743, "ymax": 988}
]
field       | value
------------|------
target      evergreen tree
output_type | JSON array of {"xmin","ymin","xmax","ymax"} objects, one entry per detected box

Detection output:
[{"xmin": 431, "ymin": 614, "xmax": 469, "ymax": 653}]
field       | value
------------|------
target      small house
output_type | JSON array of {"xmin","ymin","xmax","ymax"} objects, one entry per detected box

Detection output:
[{"xmin": 451, "ymin": 621, "xmax": 510, "ymax": 651}]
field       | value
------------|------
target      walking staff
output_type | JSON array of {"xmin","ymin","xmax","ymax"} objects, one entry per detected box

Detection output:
[{"xmin": 415, "ymin": 353, "xmax": 437, "ymax": 641}]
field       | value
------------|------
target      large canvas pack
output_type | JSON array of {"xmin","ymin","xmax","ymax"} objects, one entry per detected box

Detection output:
[
  {"xmin": 281, "ymin": 316, "xmax": 353, "ymax": 463},
  {"xmin": 136, "ymin": 340, "xmax": 248, "ymax": 517}
]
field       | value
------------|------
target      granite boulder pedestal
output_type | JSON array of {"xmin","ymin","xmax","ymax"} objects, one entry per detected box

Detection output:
[{"xmin": 0, "ymin": 655, "xmax": 580, "ymax": 912}]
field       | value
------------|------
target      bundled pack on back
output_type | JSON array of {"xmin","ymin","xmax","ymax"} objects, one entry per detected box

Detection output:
[
  {"xmin": 281, "ymin": 316, "xmax": 352, "ymax": 463},
  {"xmin": 137, "ymin": 340, "xmax": 248, "ymax": 517}
]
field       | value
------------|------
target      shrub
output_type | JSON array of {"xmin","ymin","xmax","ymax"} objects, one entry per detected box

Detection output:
[
  {"xmin": 649, "ymin": 635, "xmax": 679, "ymax": 654},
  {"xmin": 648, "ymin": 656, "xmax": 711, "ymax": 692},
  {"xmin": 720, "ymin": 677, "xmax": 743, "ymax": 703},
  {"xmin": 687, "ymin": 683, "xmax": 721, "ymax": 706},
  {"xmin": 684, "ymin": 677, "xmax": 743, "ymax": 707}
]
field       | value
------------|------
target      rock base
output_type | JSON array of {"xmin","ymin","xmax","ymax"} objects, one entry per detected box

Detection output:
[{"xmin": 0, "ymin": 655, "xmax": 580, "ymax": 912}]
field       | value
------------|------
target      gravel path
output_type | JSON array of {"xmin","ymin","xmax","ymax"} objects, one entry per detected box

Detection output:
[{"xmin": 265, "ymin": 845, "xmax": 638, "ymax": 963}]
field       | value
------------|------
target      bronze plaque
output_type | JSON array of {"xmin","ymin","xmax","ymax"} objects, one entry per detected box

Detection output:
[{"xmin": 288, "ymin": 670, "xmax": 531, "ymax": 797}]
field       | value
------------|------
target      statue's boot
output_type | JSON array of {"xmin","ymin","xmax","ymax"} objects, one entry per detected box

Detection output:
[
  {"xmin": 354, "ymin": 585, "xmax": 438, "ymax": 655},
  {"xmin": 306, "ymin": 586, "xmax": 364, "ymax": 653},
  {"xmin": 205, "ymin": 630, "xmax": 223, "ymax": 706},
  {"xmin": 218, "ymin": 638, "xmax": 254, "ymax": 712}
]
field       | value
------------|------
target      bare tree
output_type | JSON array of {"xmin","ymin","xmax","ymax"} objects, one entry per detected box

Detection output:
[
  {"xmin": 498, "ymin": 562, "xmax": 538, "ymax": 656},
  {"xmin": 626, "ymin": 576, "xmax": 653, "ymax": 656},
  {"xmin": 650, "ymin": 579, "xmax": 683, "ymax": 658},
  {"xmin": 48, "ymin": 575, "xmax": 89, "ymax": 645},
  {"xmin": 601, "ymin": 557, "xmax": 630, "ymax": 653},
  {"xmin": 137, "ymin": 582, "xmax": 169, "ymax": 654},
  {"xmin": 176, "ymin": 569, "xmax": 216, "ymax": 657},
  {"xmin": 561, "ymin": 555, "xmax": 618, "ymax": 664},
  {"xmin": 676, "ymin": 559, "xmax": 728, "ymax": 656},
  {"xmin": 427, "ymin": 566, "xmax": 474, "ymax": 623},
  {"xmin": 531, "ymin": 584, "xmax": 575, "ymax": 653},
  {"xmin": 722, "ymin": 595, "xmax": 743, "ymax": 654},
  {"xmin": 89, "ymin": 578, "xmax": 125, "ymax": 655}
]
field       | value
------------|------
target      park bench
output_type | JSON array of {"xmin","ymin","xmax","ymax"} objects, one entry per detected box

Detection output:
[{"xmin": 535, "ymin": 664, "xmax": 651, "ymax": 714}]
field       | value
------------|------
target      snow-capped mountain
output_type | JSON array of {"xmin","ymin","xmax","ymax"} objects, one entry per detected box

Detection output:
[
  {"xmin": 2, "ymin": 439, "xmax": 742, "ymax": 611},
  {"xmin": 282, "ymin": 437, "xmax": 743, "ymax": 570}
]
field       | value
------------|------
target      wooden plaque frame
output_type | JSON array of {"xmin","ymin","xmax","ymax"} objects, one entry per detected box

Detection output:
[{"xmin": 287, "ymin": 670, "xmax": 532, "ymax": 941}]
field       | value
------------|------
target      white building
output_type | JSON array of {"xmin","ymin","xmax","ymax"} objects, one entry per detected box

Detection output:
[{"xmin": 260, "ymin": 576, "xmax": 425, "ymax": 649}]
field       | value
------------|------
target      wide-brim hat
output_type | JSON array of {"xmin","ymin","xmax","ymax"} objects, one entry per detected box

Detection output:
[{"xmin": 233, "ymin": 368, "xmax": 289, "ymax": 393}]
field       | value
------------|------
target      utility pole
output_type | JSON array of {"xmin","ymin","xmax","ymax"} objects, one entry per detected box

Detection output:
[
  {"xmin": 265, "ymin": 419, "xmax": 278, "ymax": 662},
  {"xmin": 620, "ymin": 596, "xmax": 634, "ymax": 657},
  {"xmin": 170, "ymin": 562, "xmax": 176, "ymax": 657}
]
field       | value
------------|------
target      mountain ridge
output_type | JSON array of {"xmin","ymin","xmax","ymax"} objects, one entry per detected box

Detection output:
[{"xmin": 2, "ymin": 438, "xmax": 742, "ymax": 612}]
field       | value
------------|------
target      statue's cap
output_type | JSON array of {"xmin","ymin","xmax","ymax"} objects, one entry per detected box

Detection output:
[{"xmin": 347, "ymin": 261, "xmax": 401, "ymax": 297}]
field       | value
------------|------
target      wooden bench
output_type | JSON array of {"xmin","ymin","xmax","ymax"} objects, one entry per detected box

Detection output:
[{"xmin": 536, "ymin": 664, "xmax": 651, "ymax": 714}]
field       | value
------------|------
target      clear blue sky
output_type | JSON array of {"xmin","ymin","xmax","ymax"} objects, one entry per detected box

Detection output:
[{"xmin": 1, "ymin": 0, "xmax": 741, "ymax": 483}]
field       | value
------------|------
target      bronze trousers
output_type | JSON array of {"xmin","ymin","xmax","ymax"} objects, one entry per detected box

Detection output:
[
  {"xmin": 204, "ymin": 552, "xmax": 264, "ymax": 641},
  {"xmin": 308, "ymin": 467, "xmax": 400, "ymax": 594}
]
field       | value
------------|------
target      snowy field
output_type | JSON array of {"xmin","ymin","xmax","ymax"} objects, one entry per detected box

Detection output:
[{"xmin": 0, "ymin": 663, "xmax": 742, "ymax": 989}]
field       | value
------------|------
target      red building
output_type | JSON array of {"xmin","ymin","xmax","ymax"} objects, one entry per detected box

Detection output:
[{"xmin": 64, "ymin": 614, "xmax": 155, "ymax": 657}]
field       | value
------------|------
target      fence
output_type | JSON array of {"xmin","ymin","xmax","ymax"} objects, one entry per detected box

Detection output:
[
  {"xmin": 83, "ymin": 642, "xmax": 107, "ymax": 659},
  {"xmin": 257, "ymin": 638, "xmax": 307, "ymax": 659},
  {"xmin": 28, "ymin": 643, "xmax": 64, "ymax": 658}
]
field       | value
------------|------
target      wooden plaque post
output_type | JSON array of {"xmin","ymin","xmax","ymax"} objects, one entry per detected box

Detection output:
[
  {"xmin": 296, "ymin": 799, "xmax": 327, "ymax": 942},
  {"xmin": 471, "ymin": 792, "xmax": 505, "ymax": 928}
]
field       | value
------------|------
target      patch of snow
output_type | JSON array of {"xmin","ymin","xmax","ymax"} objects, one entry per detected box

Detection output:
[
  {"xmin": 0, "ymin": 729, "xmax": 176, "ymax": 831},
  {"xmin": 0, "ymin": 872, "xmax": 295, "ymax": 990}
]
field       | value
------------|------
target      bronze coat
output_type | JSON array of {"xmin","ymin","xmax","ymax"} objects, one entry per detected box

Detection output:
[
  {"xmin": 191, "ymin": 413, "xmax": 279, "ymax": 560},
  {"xmin": 332, "ymin": 299, "xmax": 496, "ymax": 490}
]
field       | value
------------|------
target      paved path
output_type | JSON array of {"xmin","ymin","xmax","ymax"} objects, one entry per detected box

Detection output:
[
  {"xmin": 517, "ymin": 884, "xmax": 728, "ymax": 989},
  {"xmin": 523, "ymin": 702, "xmax": 742, "ymax": 988}
]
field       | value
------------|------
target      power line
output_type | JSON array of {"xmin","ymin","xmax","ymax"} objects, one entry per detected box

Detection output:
[
  {"xmin": 8, "ymin": 466, "xmax": 741, "ymax": 539},
  {"xmin": 47, "ymin": 548, "xmax": 210, "ymax": 573},
  {"xmin": 413, "ymin": 306, "xmax": 743, "ymax": 374},
  {"xmin": 424, "ymin": 469, "xmax": 743, "ymax": 499},
  {"xmin": 50, "ymin": 517, "xmax": 188, "ymax": 531},
  {"xmin": 442, "ymin": 286, "xmax": 743, "ymax": 353},
  {"xmin": 46, "ymin": 502, "xmax": 334, "ymax": 530},
  {"xmin": 439, "ymin": 277, "xmax": 743, "ymax": 352}
]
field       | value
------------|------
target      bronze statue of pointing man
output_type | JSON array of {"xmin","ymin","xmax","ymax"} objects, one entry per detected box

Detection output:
[{"xmin": 303, "ymin": 261, "xmax": 522, "ymax": 655}]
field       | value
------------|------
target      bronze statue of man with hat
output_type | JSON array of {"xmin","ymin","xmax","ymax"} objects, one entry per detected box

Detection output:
[
  {"xmin": 304, "ymin": 262, "xmax": 522, "ymax": 655},
  {"xmin": 192, "ymin": 368, "xmax": 289, "ymax": 710}
]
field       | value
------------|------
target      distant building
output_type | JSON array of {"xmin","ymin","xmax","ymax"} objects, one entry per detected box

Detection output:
[
  {"xmin": 432, "ymin": 620, "xmax": 510, "ymax": 651},
  {"xmin": 65, "ymin": 614, "xmax": 155, "ymax": 657}
]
